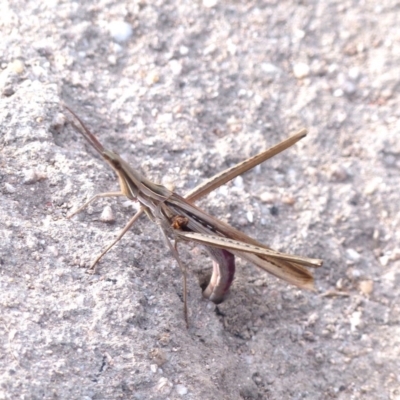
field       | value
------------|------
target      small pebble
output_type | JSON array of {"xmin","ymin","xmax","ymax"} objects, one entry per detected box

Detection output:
[
  {"xmin": 259, "ymin": 192, "xmax": 275, "ymax": 203},
  {"xmin": 26, "ymin": 234, "xmax": 38, "ymax": 249},
  {"xmin": 149, "ymin": 348, "xmax": 167, "ymax": 366},
  {"xmin": 380, "ymin": 89, "xmax": 393, "ymax": 100},
  {"xmin": 157, "ymin": 113, "xmax": 173, "ymax": 124},
  {"xmin": 2, "ymin": 85, "xmax": 15, "ymax": 96},
  {"xmin": 233, "ymin": 176, "xmax": 244, "ymax": 189},
  {"xmin": 227, "ymin": 40, "xmax": 237, "ymax": 55},
  {"xmin": 348, "ymin": 67, "xmax": 360, "ymax": 80},
  {"xmin": 350, "ymin": 311, "xmax": 362, "ymax": 332},
  {"xmin": 150, "ymin": 36, "xmax": 164, "ymax": 51},
  {"xmin": 99, "ymin": 206, "xmax": 115, "ymax": 223},
  {"xmin": 261, "ymin": 63, "xmax": 279, "ymax": 75},
  {"xmin": 359, "ymin": 280, "xmax": 373, "ymax": 295},
  {"xmin": 238, "ymin": 89, "xmax": 247, "ymax": 97},
  {"xmin": 108, "ymin": 21, "xmax": 133, "ymax": 42},
  {"xmin": 150, "ymin": 364, "xmax": 158, "ymax": 373},
  {"xmin": 158, "ymin": 332, "xmax": 171, "ymax": 346},
  {"xmin": 203, "ymin": 0, "xmax": 218, "ymax": 7},
  {"xmin": 343, "ymin": 80, "xmax": 357, "ymax": 95},
  {"xmin": 303, "ymin": 331, "xmax": 316, "ymax": 342},
  {"xmin": 107, "ymin": 55, "xmax": 117, "ymax": 65},
  {"xmin": 169, "ymin": 59, "xmax": 183, "ymax": 75},
  {"xmin": 146, "ymin": 70, "xmax": 160, "ymax": 86},
  {"xmin": 10, "ymin": 59, "xmax": 25, "ymax": 74},
  {"xmin": 51, "ymin": 113, "xmax": 66, "ymax": 131},
  {"xmin": 282, "ymin": 195, "xmax": 295, "ymax": 205},
  {"xmin": 119, "ymin": 111, "xmax": 133, "ymax": 125},
  {"xmin": 333, "ymin": 88, "xmax": 344, "ymax": 97},
  {"xmin": 345, "ymin": 248, "xmax": 361, "ymax": 263},
  {"xmin": 254, "ymin": 94, "xmax": 263, "ymax": 106},
  {"xmin": 23, "ymin": 169, "xmax": 39, "ymax": 185},
  {"xmin": 179, "ymin": 45, "xmax": 189, "ymax": 55},
  {"xmin": 173, "ymin": 104, "xmax": 183, "ymax": 114},
  {"xmin": 389, "ymin": 249, "xmax": 400, "ymax": 261},
  {"xmin": 46, "ymin": 246, "xmax": 59, "ymax": 256},
  {"xmin": 156, "ymin": 377, "xmax": 172, "ymax": 393},
  {"xmin": 294, "ymin": 28, "xmax": 306, "ymax": 39},
  {"xmin": 4, "ymin": 183, "xmax": 16, "ymax": 193},
  {"xmin": 246, "ymin": 211, "xmax": 254, "ymax": 223},
  {"xmin": 307, "ymin": 313, "xmax": 319, "ymax": 326},
  {"xmin": 226, "ymin": 116, "xmax": 242, "ymax": 132},
  {"xmin": 293, "ymin": 63, "xmax": 310, "ymax": 79},
  {"xmin": 176, "ymin": 384, "xmax": 188, "ymax": 395},
  {"xmin": 347, "ymin": 268, "xmax": 361, "ymax": 279},
  {"xmin": 330, "ymin": 165, "xmax": 348, "ymax": 182},
  {"xmin": 379, "ymin": 255, "xmax": 389, "ymax": 267},
  {"xmin": 203, "ymin": 43, "xmax": 216, "ymax": 55},
  {"xmin": 364, "ymin": 179, "xmax": 381, "ymax": 195},
  {"xmin": 217, "ymin": 185, "xmax": 228, "ymax": 197}
]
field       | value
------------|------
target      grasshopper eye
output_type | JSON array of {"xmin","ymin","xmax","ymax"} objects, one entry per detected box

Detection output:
[
  {"xmin": 111, "ymin": 159, "xmax": 122, "ymax": 170},
  {"xmin": 103, "ymin": 153, "xmax": 122, "ymax": 170}
]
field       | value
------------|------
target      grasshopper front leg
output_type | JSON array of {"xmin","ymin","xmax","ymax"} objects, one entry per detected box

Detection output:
[
  {"xmin": 68, "ymin": 192, "xmax": 125, "ymax": 219},
  {"xmin": 89, "ymin": 209, "xmax": 143, "ymax": 271}
]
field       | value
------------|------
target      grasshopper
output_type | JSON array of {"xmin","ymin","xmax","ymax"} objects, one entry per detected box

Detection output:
[{"xmin": 64, "ymin": 106, "xmax": 323, "ymax": 325}]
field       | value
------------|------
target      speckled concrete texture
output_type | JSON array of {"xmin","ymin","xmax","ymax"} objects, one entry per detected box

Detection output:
[{"xmin": 0, "ymin": 1, "xmax": 399, "ymax": 399}]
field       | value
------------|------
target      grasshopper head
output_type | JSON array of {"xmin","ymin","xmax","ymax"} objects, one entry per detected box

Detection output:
[
  {"xmin": 102, "ymin": 149, "xmax": 123, "ymax": 171},
  {"xmin": 102, "ymin": 149, "xmax": 143, "ymax": 200}
]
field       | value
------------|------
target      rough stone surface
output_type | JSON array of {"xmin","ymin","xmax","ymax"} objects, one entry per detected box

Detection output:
[{"xmin": 1, "ymin": 1, "xmax": 399, "ymax": 399}]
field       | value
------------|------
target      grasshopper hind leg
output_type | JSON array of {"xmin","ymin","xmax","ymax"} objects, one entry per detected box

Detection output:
[{"xmin": 202, "ymin": 248, "xmax": 236, "ymax": 304}]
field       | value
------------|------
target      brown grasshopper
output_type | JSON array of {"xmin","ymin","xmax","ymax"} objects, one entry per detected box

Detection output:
[{"xmin": 64, "ymin": 106, "xmax": 323, "ymax": 325}]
